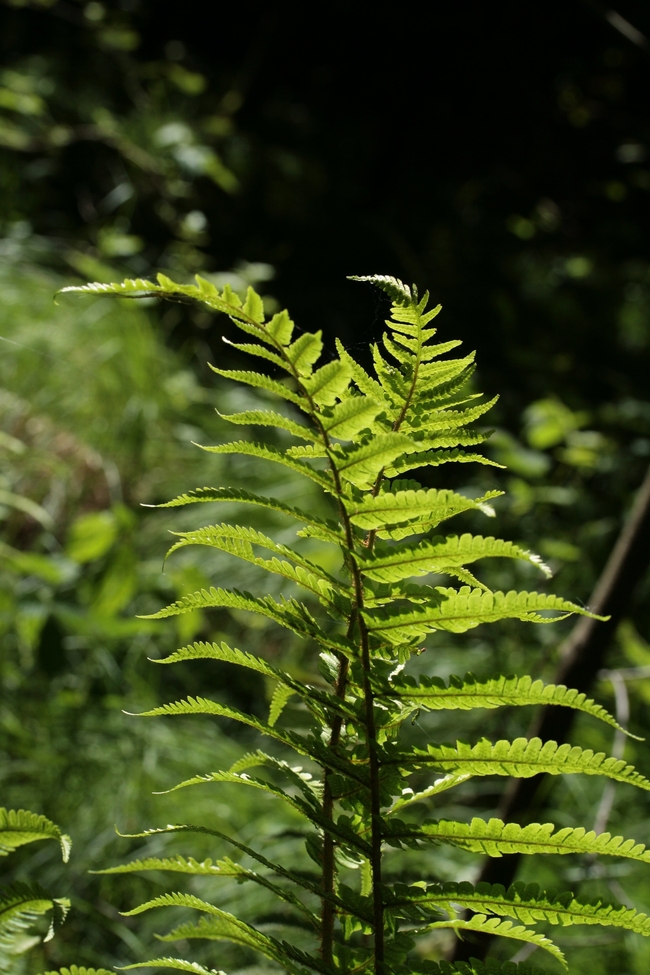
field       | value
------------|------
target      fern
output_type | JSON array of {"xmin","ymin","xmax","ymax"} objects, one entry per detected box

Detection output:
[
  {"xmin": 0, "ymin": 809, "xmax": 71, "ymax": 968},
  {"xmin": 64, "ymin": 272, "xmax": 650, "ymax": 973}
]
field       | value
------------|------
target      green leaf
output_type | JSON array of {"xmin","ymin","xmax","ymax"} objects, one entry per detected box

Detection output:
[
  {"xmin": 242, "ymin": 285, "xmax": 265, "ymax": 324},
  {"xmin": 122, "ymin": 895, "xmax": 322, "ymax": 975},
  {"xmin": 334, "ymin": 434, "xmax": 415, "ymax": 489},
  {"xmin": 303, "ymin": 358, "xmax": 352, "ymax": 406},
  {"xmin": 319, "ymin": 395, "xmax": 382, "ymax": 440},
  {"xmin": 266, "ymin": 308, "xmax": 295, "ymax": 345},
  {"xmin": 408, "ymin": 816, "xmax": 650, "ymax": 865},
  {"xmin": 0, "ymin": 881, "xmax": 69, "ymax": 950},
  {"xmin": 165, "ymin": 522, "xmax": 342, "ymax": 600},
  {"xmin": 150, "ymin": 486, "xmax": 344, "ymax": 543},
  {"xmin": 217, "ymin": 408, "xmax": 318, "ymax": 441},
  {"xmin": 269, "ymin": 682, "xmax": 296, "ymax": 726},
  {"xmin": 133, "ymin": 696, "xmax": 310, "ymax": 755},
  {"xmin": 385, "ymin": 672, "xmax": 636, "ymax": 737},
  {"xmin": 395, "ymin": 737, "xmax": 650, "ymax": 804},
  {"xmin": 0, "ymin": 809, "xmax": 70, "ymax": 861},
  {"xmin": 406, "ymin": 880, "xmax": 650, "ymax": 936},
  {"xmin": 41, "ymin": 968, "xmax": 117, "ymax": 975},
  {"xmin": 140, "ymin": 586, "xmax": 352, "ymax": 655},
  {"xmin": 119, "ymin": 959, "xmax": 225, "ymax": 974},
  {"xmin": 361, "ymin": 534, "xmax": 550, "ymax": 583},
  {"xmin": 365, "ymin": 587, "xmax": 606, "ymax": 643},
  {"xmin": 384, "ymin": 448, "xmax": 504, "ymax": 480},
  {"xmin": 424, "ymin": 915, "xmax": 565, "ymax": 969},
  {"xmin": 109, "ymin": 824, "xmax": 325, "ymax": 901},
  {"xmin": 286, "ymin": 331, "xmax": 323, "ymax": 375},
  {"xmin": 196, "ymin": 439, "xmax": 334, "ymax": 492},
  {"xmin": 345, "ymin": 487, "xmax": 503, "ymax": 535},
  {"xmin": 208, "ymin": 365, "xmax": 308, "ymax": 408}
]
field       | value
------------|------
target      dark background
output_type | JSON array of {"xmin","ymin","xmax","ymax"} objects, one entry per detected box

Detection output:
[{"xmin": 3, "ymin": 0, "xmax": 650, "ymax": 415}]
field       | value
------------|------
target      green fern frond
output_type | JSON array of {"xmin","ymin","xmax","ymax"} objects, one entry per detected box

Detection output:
[
  {"xmin": 401, "ymin": 816, "xmax": 650, "ymax": 864},
  {"xmin": 0, "ymin": 809, "xmax": 71, "ymax": 861},
  {"xmin": 42, "ymin": 967, "xmax": 117, "ymax": 975},
  {"xmin": 384, "ymin": 448, "xmax": 504, "ymax": 479},
  {"xmin": 165, "ymin": 523, "xmax": 342, "ymax": 600},
  {"xmin": 159, "ymin": 768, "xmax": 316, "ymax": 819},
  {"xmin": 386, "ymin": 672, "xmax": 635, "ymax": 737},
  {"xmin": 361, "ymin": 534, "xmax": 550, "ymax": 583},
  {"xmin": 0, "ymin": 881, "xmax": 69, "ymax": 950},
  {"xmin": 111, "ymin": 824, "xmax": 326, "ymax": 901},
  {"xmin": 345, "ymin": 487, "xmax": 503, "ymax": 534},
  {"xmin": 319, "ymin": 395, "xmax": 383, "ymax": 439},
  {"xmin": 402, "ymin": 737, "xmax": 650, "ymax": 792},
  {"xmin": 208, "ymin": 366, "xmax": 308, "ymax": 409},
  {"xmin": 364, "ymin": 588, "xmax": 606, "ymax": 643},
  {"xmin": 425, "ymin": 915, "xmax": 565, "ymax": 968},
  {"xmin": 196, "ymin": 439, "xmax": 334, "ymax": 492},
  {"xmin": 120, "ymin": 959, "xmax": 225, "ymax": 974},
  {"xmin": 123, "ymin": 895, "xmax": 323, "ymax": 975},
  {"xmin": 133, "ymin": 697, "xmax": 311, "ymax": 755},
  {"xmin": 406, "ymin": 880, "xmax": 650, "ymax": 935},
  {"xmin": 150, "ymin": 486, "xmax": 344, "ymax": 543},
  {"xmin": 216, "ymin": 408, "xmax": 318, "ymax": 441},
  {"xmin": 348, "ymin": 274, "xmax": 416, "ymax": 305},
  {"xmin": 73, "ymin": 271, "xmax": 643, "ymax": 974},
  {"xmin": 269, "ymin": 682, "xmax": 297, "ymax": 726}
]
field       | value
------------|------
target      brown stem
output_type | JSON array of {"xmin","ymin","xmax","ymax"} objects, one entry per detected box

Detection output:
[
  {"xmin": 360, "ymin": 613, "xmax": 385, "ymax": 972},
  {"xmin": 451, "ymin": 463, "xmax": 650, "ymax": 963}
]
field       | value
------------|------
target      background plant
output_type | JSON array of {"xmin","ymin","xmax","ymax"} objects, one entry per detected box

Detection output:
[{"xmin": 59, "ymin": 271, "xmax": 650, "ymax": 975}]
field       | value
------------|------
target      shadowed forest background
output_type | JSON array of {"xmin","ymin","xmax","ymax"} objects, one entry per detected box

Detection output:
[{"xmin": 2, "ymin": 1, "xmax": 650, "ymax": 972}]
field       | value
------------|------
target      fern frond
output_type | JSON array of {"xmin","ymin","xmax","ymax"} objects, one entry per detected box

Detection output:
[
  {"xmin": 165, "ymin": 523, "xmax": 343, "ymax": 600},
  {"xmin": 0, "ymin": 882, "xmax": 68, "ymax": 949},
  {"xmin": 123, "ymin": 895, "xmax": 325, "ymax": 974},
  {"xmin": 97, "ymin": 853, "xmax": 317, "ymax": 925},
  {"xmin": 386, "ymin": 672, "xmax": 635, "ymax": 737},
  {"xmin": 42, "ymin": 968, "xmax": 117, "ymax": 975},
  {"xmin": 140, "ymin": 586, "xmax": 353, "ymax": 656},
  {"xmin": 197, "ymin": 439, "xmax": 334, "ymax": 492},
  {"xmin": 0, "ymin": 809, "xmax": 70, "ymax": 861},
  {"xmin": 425, "ymin": 915, "xmax": 565, "ymax": 968},
  {"xmin": 335, "ymin": 338, "xmax": 390, "ymax": 404},
  {"xmin": 303, "ymin": 358, "xmax": 352, "ymax": 406},
  {"xmin": 119, "ymin": 959, "xmax": 225, "ymax": 974},
  {"xmin": 151, "ymin": 642, "xmax": 352, "ymax": 724},
  {"xmin": 384, "ymin": 448, "xmax": 504, "ymax": 480},
  {"xmin": 159, "ymin": 768, "xmax": 317, "ymax": 819},
  {"xmin": 217, "ymin": 408, "xmax": 318, "ymax": 441},
  {"xmin": 399, "ymin": 817, "xmax": 650, "ymax": 864},
  {"xmin": 348, "ymin": 274, "xmax": 415, "ymax": 305},
  {"xmin": 150, "ymin": 486, "xmax": 344, "ymax": 543},
  {"xmin": 333, "ymin": 434, "xmax": 416, "ymax": 489},
  {"xmin": 345, "ymin": 487, "xmax": 503, "ymax": 534},
  {"xmin": 285, "ymin": 331, "xmax": 324, "ymax": 376},
  {"xmin": 406, "ymin": 880, "xmax": 650, "ymax": 935},
  {"xmin": 208, "ymin": 366, "xmax": 308, "ymax": 409},
  {"xmin": 133, "ymin": 697, "xmax": 311, "ymax": 755},
  {"xmin": 364, "ymin": 588, "xmax": 606, "ymax": 643},
  {"xmin": 111, "ymin": 824, "xmax": 326, "ymax": 900},
  {"xmin": 319, "ymin": 395, "xmax": 383, "ymax": 439},
  {"xmin": 361, "ymin": 534, "xmax": 550, "ymax": 584},
  {"xmin": 393, "ymin": 737, "xmax": 650, "ymax": 805},
  {"xmin": 269, "ymin": 682, "xmax": 297, "ymax": 726}
]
